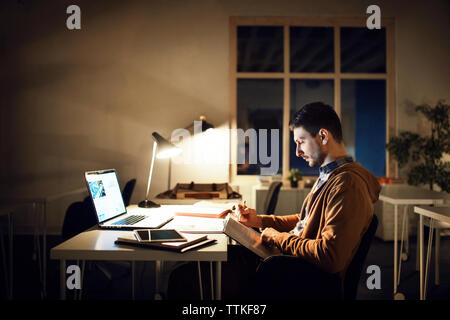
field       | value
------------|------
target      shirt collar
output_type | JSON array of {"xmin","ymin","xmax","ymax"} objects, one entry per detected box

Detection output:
[{"xmin": 319, "ymin": 156, "xmax": 354, "ymax": 175}]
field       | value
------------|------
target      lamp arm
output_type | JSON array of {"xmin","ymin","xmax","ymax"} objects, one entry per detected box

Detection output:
[
  {"xmin": 168, "ymin": 157, "xmax": 172, "ymax": 191},
  {"xmin": 144, "ymin": 141, "xmax": 158, "ymax": 201}
]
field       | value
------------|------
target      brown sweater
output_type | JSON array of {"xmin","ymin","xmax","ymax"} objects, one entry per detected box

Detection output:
[{"xmin": 260, "ymin": 162, "xmax": 381, "ymax": 278}]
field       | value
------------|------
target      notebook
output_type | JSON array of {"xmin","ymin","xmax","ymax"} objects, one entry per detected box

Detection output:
[{"xmin": 223, "ymin": 215, "xmax": 281, "ymax": 259}]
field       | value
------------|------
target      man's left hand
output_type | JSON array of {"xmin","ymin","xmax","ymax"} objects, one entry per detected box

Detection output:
[{"xmin": 261, "ymin": 227, "xmax": 281, "ymax": 247}]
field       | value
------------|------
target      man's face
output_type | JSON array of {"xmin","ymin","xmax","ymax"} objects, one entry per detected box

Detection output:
[{"xmin": 293, "ymin": 126, "xmax": 326, "ymax": 167}]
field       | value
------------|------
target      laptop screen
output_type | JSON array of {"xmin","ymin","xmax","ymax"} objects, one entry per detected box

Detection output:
[{"xmin": 85, "ymin": 169, "xmax": 126, "ymax": 223}]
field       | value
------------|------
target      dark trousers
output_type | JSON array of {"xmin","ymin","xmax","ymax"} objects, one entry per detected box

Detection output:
[
  {"xmin": 168, "ymin": 245, "xmax": 342, "ymax": 300},
  {"xmin": 254, "ymin": 255, "xmax": 342, "ymax": 300}
]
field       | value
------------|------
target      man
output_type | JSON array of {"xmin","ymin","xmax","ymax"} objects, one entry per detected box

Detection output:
[{"xmin": 239, "ymin": 101, "xmax": 381, "ymax": 298}]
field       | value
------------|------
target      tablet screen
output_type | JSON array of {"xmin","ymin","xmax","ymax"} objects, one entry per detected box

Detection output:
[{"xmin": 135, "ymin": 229, "xmax": 185, "ymax": 242}]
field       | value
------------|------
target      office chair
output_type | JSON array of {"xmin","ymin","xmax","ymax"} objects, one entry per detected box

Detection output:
[
  {"xmin": 61, "ymin": 200, "xmax": 97, "ymax": 241},
  {"xmin": 262, "ymin": 182, "xmax": 283, "ymax": 215},
  {"xmin": 121, "ymin": 178, "xmax": 136, "ymax": 207},
  {"xmin": 254, "ymin": 214, "xmax": 378, "ymax": 300}
]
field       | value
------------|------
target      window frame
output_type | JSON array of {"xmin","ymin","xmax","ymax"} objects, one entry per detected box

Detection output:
[{"xmin": 229, "ymin": 16, "xmax": 396, "ymax": 184}]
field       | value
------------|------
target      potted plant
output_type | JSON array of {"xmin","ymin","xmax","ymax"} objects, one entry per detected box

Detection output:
[
  {"xmin": 287, "ymin": 168, "xmax": 303, "ymax": 188},
  {"xmin": 386, "ymin": 100, "xmax": 449, "ymax": 192}
]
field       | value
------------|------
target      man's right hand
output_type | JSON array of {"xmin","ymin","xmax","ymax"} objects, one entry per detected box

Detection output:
[{"xmin": 237, "ymin": 204, "xmax": 262, "ymax": 228}]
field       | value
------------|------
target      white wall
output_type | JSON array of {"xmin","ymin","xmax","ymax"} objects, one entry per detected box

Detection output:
[{"xmin": 1, "ymin": 0, "xmax": 448, "ymax": 233}]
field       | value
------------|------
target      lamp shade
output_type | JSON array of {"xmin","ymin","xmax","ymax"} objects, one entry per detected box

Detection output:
[{"xmin": 152, "ymin": 132, "xmax": 182, "ymax": 159}]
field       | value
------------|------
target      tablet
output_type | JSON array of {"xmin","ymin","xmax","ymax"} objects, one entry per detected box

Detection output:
[{"xmin": 134, "ymin": 229, "xmax": 187, "ymax": 243}]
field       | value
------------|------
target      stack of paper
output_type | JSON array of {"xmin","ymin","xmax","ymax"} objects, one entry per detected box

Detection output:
[
  {"xmin": 174, "ymin": 206, "xmax": 231, "ymax": 218},
  {"xmin": 162, "ymin": 216, "xmax": 226, "ymax": 234}
]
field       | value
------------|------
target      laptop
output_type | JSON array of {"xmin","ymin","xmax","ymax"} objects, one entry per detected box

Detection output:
[{"xmin": 85, "ymin": 169, "xmax": 174, "ymax": 230}]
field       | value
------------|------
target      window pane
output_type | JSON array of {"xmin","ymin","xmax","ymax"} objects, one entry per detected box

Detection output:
[
  {"xmin": 237, "ymin": 26, "xmax": 284, "ymax": 72},
  {"xmin": 290, "ymin": 27, "xmax": 334, "ymax": 72},
  {"xmin": 237, "ymin": 79, "xmax": 283, "ymax": 175},
  {"xmin": 341, "ymin": 80, "xmax": 386, "ymax": 176},
  {"xmin": 289, "ymin": 80, "xmax": 334, "ymax": 176},
  {"xmin": 340, "ymin": 27, "xmax": 386, "ymax": 73}
]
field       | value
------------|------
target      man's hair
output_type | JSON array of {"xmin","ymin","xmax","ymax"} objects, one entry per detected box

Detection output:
[{"xmin": 289, "ymin": 102, "xmax": 343, "ymax": 143}]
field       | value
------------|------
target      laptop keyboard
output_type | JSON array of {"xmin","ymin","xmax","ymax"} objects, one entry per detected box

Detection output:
[{"xmin": 111, "ymin": 215, "xmax": 146, "ymax": 226}]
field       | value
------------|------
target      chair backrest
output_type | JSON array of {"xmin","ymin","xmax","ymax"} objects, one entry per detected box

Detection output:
[
  {"xmin": 343, "ymin": 214, "xmax": 378, "ymax": 300},
  {"xmin": 121, "ymin": 178, "xmax": 136, "ymax": 207},
  {"xmin": 263, "ymin": 182, "xmax": 282, "ymax": 215},
  {"xmin": 61, "ymin": 199, "xmax": 97, "ymax": 241}
]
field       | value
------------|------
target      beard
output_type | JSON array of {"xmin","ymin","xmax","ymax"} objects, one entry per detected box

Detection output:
[{"xmin": 307, "ymin": 146, "xmax": 326, "ymax": 167}]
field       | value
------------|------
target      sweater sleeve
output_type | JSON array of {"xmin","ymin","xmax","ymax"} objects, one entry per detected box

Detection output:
[
  {"xmin": 260, "ymin": 214, "xmax": 300, "ymax": 232},
  {"xmin": 271, "ymin": 174, "xmax": 373, "ymax": 274}
]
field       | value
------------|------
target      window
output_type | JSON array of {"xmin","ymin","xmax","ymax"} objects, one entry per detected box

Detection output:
[{"xmin": 230, "ymin": 17, "xmax": 395, "ymax": 181}]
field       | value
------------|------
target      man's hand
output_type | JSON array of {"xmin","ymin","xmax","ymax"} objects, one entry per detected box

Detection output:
[
  {"xmin": 237, "ymin": 204, "xmax": 262, "ymax": 228},
  {"xmin": 261, "ymin": 227, "xmax": 281, "ymax": 247}
]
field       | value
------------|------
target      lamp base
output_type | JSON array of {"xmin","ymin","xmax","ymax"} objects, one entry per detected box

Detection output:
[{"xmin": 138, "ymin": 200, "xmax": 161, "ymax": 208}]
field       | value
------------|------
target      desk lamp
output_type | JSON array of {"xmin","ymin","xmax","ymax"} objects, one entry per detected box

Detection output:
[{"xmin": 138, "ymin": 132, "xmax": 182, "ymax": 208}]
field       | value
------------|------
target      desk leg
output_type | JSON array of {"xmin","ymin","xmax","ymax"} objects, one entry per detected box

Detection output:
[
  {"xmin": 416, "ymin": 221, "xmax": 420, "ymax": 271},
  {"xmin": 42, "ymin": 201, "xmax": 47, "ymax": 299},
  {"xmin": 419, "ymin": 214, "xmax": 424, "ymax": 300},
  {"xmin": 210, "ymin": 262, "xmax": 214, "ymax": 300},
  {"xmin": 405, "ymin": 207, "xmax": 409, "ymax": 257},
  {"xmin": 424, "ymin": 219, "xmax": 434, "ymax": 300},
  {"xmin": 215, "ymin": 262, "xmax": 221, "ymax": 300},
  {"xmin": 393, "ymin": 204, "xmax": 398, "ymax": 296},
  {"xmin": 131, "ymin": 261, "xmax": 135, "ymax": 300},
  {"xmin": 435, "ymin": 226, "xmax": 440, "ymax": 285},
  {"xmin": 32, "ymin": 203, "xmax": 42, "ymax": 282},
  {"xmin": 197, "ymin": 262, "xmax": 203, "ymax": 300},
  {"xmin": 8, "ymin": 212, "xmax": 13, "ymax": 300},
  {"xmin": 33, "ymin": 202, "xmax": 45, "ymax": 299},
  {"xmin": 0, "ymin": 216, "xmax": 8, "ymax": 298},
  {"xmin": 154, "ymin": 261, "xmax": 163, "ymax": 300},
  {"xmin": 60, "ymin": 259, "xmax": 66, "ymax": 300},
  {"xmin": 397, "ymin": 206, "xmax": 408, "ymax": 286}
]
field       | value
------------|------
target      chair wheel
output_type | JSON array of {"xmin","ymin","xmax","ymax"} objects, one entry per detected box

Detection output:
[
  {"xmin": 401, "ymin": 253, "xmax": 409, "ymax": 261},
  {"xmin": 394, "ymin": 292, "xmax": 405, "ymax": 300},
  {"xmin": 154, "ymin": 293, "xmax": 163, "ymax": 300}
]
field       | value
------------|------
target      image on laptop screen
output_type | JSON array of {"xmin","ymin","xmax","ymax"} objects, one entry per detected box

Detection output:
[{"xmin": 85, "ymin": 170, "xmax": 126, "ymax": 223}]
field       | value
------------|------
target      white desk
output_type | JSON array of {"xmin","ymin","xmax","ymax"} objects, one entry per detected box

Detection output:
[
  {"xmin": 378, "ymin": 184, "xmax": 445, "ymax": 299},
  {"xmin": 414, "ymin": 205, "xmax": 450, "ymax": 300},
  {"xmin": 50, "ymin": 227, "xmax": 228, "ymax": 300}
]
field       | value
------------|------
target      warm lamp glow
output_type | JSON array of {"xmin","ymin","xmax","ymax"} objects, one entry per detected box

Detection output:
[{"xmin": 157, "ymin": 147, "xmax": 182, "ymax": 159}]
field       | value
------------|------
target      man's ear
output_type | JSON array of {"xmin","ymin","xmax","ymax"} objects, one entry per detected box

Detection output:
[{"xmin": 319, "ymin": 129, "xmax": 328, "ymax": 145}]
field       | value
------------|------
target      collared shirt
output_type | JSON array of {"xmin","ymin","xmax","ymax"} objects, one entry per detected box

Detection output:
[
  {"xmin": 292, "ymin": 156, "xmax": 354, "ymax": 236},
  {"xmin": 314, "ymin": 156, "xmax": 354, "ymax": 192}
]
